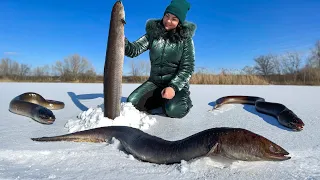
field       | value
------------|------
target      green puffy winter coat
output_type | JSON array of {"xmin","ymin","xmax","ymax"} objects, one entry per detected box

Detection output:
[{"xmin": 125, "ymin": 19, "xmax": 196, "ymax": 92}]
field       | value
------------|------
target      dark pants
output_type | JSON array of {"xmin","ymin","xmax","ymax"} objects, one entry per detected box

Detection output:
[{"xmin": 127, "ymin": 81, "xmax": 193, "ymax": 118}]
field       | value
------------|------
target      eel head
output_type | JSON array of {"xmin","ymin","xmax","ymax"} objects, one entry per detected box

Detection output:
[
  {"xmin": 214, "ymin": 128, "xmax": 291, "ymax": 161},
  {"xmin": 34, "ymin": 106, "xmax": 55, "ymax": 125},
  {"xmin": 278, "ymin": 109, "xmax": 304, "ymax": 131}
]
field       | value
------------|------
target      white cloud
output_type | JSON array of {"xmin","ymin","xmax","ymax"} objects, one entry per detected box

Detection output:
[{"xmin": 3, "ymin": 52, "xmax": 18, "ymax": 55}]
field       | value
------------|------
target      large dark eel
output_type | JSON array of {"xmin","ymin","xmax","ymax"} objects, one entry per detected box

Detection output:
[
  {"xmin": 31, "ymin": 126, "xmax": 290, "ymax": 164},
  {"xmin": 9, "ymin": 92, "xmax": 65, "ymax": 124},
  {"xmin": 103, "ymin": 0, "xmax": 125, "ymax": 119},
  {"xmin": 213, "ymin": 96, "xmax": 305, "ymax": 131}
]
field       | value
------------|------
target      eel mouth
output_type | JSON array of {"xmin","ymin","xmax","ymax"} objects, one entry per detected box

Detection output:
[
  {"xmin": 266, "ymin": 145, "xmax": 291, "ymax": 161},
  {"xmin": 46, "ymin": 119, "xmax": 55, "ymax": 124},
  {"xmin": 294, "ymin": 125, "xmax": 304, "ymax": 131},
  {"xmin": 39, "ymin": 119, "xmax": 55, "ymax": 125},
  {"xmin": 290, "ymin": 122, "xmax": 304, "ymax": 131},
  {"xmin": 266, "ymin": 152, "xmax": 291, "ymax": 161},
  {"xmin": 37, "ymin": 116, "xmax": 55, "ymax": 125}
]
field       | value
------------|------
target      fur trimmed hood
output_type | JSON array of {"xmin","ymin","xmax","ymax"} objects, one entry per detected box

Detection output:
[{"xmin": 145, "ymin": 19, "xmax": 196, "ymax": 43}]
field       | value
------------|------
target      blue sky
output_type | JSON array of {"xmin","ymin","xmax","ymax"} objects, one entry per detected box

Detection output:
[{"xmin": 1, "ymin": 0, "xmax": 320, "ymax": 75}]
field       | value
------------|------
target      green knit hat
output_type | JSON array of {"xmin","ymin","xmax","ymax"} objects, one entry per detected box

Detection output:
[{"xmin": 164, "ymin": 0, "xmax": 191, "ymax": 23}]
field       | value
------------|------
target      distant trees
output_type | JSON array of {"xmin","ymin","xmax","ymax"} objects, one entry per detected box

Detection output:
[
  {"xmin": 128, "ymin": 59, "xmax": 150, "ymax": 76},
  {"xmin": 33, "ymin": 65, "xmax": 51, "ymax": 77},
  {"xmin": 20, "ymin": 63, "xmax": 31, "ymax": 77},
  {"xmin": 0, "ymin": 58, "xmax": 31, "ymax": 79},
  {"xmin": 0, "ymin": 58, "xmax": 14, "ymax": 76},
  {"xmin": 271, "ymin": 56, "xmax": 283, "ymax": 75},
  {"xmin": 253, "ymin": 54, "xmax": 275, "ymax": 76},
  {"xmin": 307, "ymin": 40, "xmax": 320, "ymax": 68},
  {"xmin": 239, "ymin": 40, "xmax": 320, "ymax": 84},
  {"xmin": 52, "ymin": 54, "xmax": 96, "ymax": 82},
  {"xmin": 124, "ymin": 59, "xmax": 151, "ymax": 82},
  {"xmin": 1, "ymin": 40, "xmax": 320, "ymax": 85},
  {"xmin": 241, "ymin": 66, "xmax": 256, "ymax": 75},
  {"xmin": 0, "ymin": 54, "xmax": 96, "ymax": 82},
  {"xmin": 281, "ymin": 52, "xmax": 302, "ymax": 74},
  {"xmin": 252, "ymin": 50, "xmax": 304, "ymax": 76}
]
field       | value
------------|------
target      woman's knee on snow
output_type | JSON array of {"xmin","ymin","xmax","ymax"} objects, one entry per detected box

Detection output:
[{"xmin": 164, "ymin": 102, "xmax": 190, "ymax": 118}]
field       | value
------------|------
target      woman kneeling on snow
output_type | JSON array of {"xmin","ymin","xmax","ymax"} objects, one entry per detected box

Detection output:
[{"xmin": 125, "ymin": 0, "xmax": 196, "ymax": 118}]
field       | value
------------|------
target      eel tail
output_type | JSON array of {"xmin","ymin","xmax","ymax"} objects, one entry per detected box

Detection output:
[{"xmin": 31, "ymin": 127, "xmax": 113, "ymax": 143}]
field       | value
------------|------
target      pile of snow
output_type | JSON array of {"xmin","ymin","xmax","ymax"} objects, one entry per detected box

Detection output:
[{"xmin": 64, "ymin": 102, "xmax": 157, "ymax": 133}]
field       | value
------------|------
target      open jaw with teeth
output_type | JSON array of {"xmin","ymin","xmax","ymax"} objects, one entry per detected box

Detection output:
[{"xmin": 266, "ymin": 145, "xmax": 291, "ymax": 160}]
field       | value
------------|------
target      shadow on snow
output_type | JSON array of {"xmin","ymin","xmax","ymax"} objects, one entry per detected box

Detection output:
[
  {"xmin": 207, "ymin": 101, "xmax": 293, "ymax": 131},
  {"xmin": 67, "ymin": 92, "xmax": 127, "ymax": 111}
]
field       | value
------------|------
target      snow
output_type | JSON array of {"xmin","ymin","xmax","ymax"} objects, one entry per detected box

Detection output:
[
  {"xmin": 65, "ymin": 103, "xmax": 156, "ymax": 133},
  {"xmin": 1, "ymin": 82, "xmax": 320, "ymax": 180}
]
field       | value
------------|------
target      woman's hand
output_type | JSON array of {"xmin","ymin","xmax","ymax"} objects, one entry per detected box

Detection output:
[{"xmin": 161, "ymin": 87, "xmax": 175, "ymax": 99}]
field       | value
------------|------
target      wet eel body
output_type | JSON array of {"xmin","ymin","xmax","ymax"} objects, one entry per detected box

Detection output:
[
  {"xmin": 9, "ymin": 92, "xmax": 65, "ymax": 124},
  {"xmin": 31, "ymin": 125, "xmax": 290, "ymax": 164},
  {"xmin": 103, "ymin": 0, "xmax": 126, "ymax": 119},
  {"xmin": 213, "ymin": 96, "xmax": 305, "ymax": 131}
]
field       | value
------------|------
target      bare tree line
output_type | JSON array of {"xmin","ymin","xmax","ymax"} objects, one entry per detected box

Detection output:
[
  {"xmin": 236, "ymin": 40, "xmax": 320, "ymax": 84},
  {"xmin": 240, "ymin": 52, "xmax": 302, "ymax": 76},
  {"xmin": 0, "ymin": 54, "xmax": 96, "ymax": 82},
  {"xmin": 53, "ymin": 54, "xmax": 96, "ymax": 82},
  {"xmin": 1, "ymin": 40, "xmax": 320, "ymax": 85},
  {"xmin": 242, "ymin": 40, "xmax": 320, "ymax": 75},
  {"xmin": 128, "ymin": 59, "xmax": 151, "ymax": 76},
  {"xmin": 193, "ymin": 40, "xmax": 320, "ymax": 85},
  {"xmin": 307, "ymin": 40, "xmax": 320, "ymax": 68}
]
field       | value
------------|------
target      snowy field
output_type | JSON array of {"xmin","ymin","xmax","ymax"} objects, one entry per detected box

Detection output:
[{"xmin": 0, "ymin": 82, "xmax": 320, "ymax": 180}]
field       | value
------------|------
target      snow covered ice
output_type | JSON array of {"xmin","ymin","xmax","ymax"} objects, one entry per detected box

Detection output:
[{"xmin": 1, "ymin": 82, "xmax": 320, "ymax": 180}]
